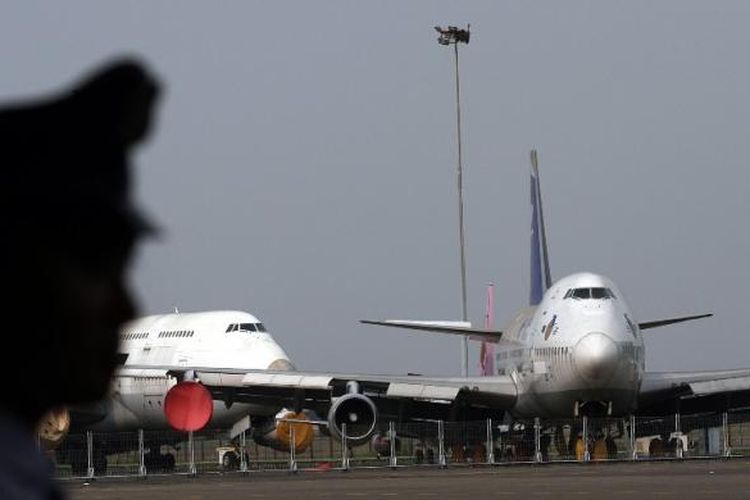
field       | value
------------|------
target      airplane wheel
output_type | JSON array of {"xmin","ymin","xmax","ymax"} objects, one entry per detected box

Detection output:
[
  {"xmin": 649, "ymin": 438, "xmax": 663, "ymax": 457},
  {"xmin": 606, "ymin": 437, "xmax": 618, "ymax": 459},
  {"xmin": 540, "ymin": 434, "xmax": 551, "ymax": 462},
  {"xmin": 575, "ymin": 438, "xmax": 586, "ymax": 461},
  {"xmin": 593, "ymin": 438, "xmax": 608, "ymax": 460},
  {"xmin": 145, "ymin": 450, "xmax": 176, "ymax": 472},
  {"xmin": 69, "ymin": 449, "xmax": 87, "ymax": 477},
  {"xmin": 222, "ymin": 451, "xmax": 239, "ymax": 470},
  {"xmin": 472, "ymin": 443, "xmax": 486, "ymax": 464},
  {"xmin": 554, "ymin": 425, "xmax": 572, "ymax": 458},
  {"xmin": 164, "ymin": 452, "xmax": 176, "ymax": 472},
  {"xmin": 93, "ymin": 452, "xmax": 108, "ymax": 475}
]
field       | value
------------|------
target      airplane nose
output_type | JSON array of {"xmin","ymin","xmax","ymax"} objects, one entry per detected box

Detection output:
[
  {"xmin": 267, "ymin": 358, "xmax": 296, "ymax": 371},
  {"xmin": 574, "ymin": 332, "xmax": 618, "ymax": 383}
]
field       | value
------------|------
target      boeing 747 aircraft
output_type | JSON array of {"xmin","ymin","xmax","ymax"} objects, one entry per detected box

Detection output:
[
  {"xmin": 44, "ymin": 310, "xmax": 314, "ymax": 474},
  {"xmin": 155, "ymin": 150, "xmax": 750, "ymax": 453}
]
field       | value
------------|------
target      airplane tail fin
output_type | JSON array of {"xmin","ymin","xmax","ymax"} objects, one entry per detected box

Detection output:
[
  {"xmin": 529, "ymin": 149, "xmax": 552, "ymax": 305},
  {"xmin": 479, "ymin": 283, "xmax": 495, "ymax": 376}
]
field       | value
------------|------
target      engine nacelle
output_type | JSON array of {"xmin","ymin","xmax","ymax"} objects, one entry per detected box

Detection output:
[
  {"xmin": 254, "ymin": 410, "xmax": 315, "ymax": 453},
  {"xmin": 164, "ymin": 381, "xmax": 214, "ymax": 432},
  {"xmin": 36, "ymin": 407, "xmax": 71, "ymax": 450},
  {"xmin": 327, "ymin": 393, "xmax": 378, "ymax": 445}
]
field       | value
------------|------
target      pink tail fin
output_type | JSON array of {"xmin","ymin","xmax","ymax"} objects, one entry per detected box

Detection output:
[{"xmin": 479, "ymin": 283, "xmax": 495, "ymax": 376}]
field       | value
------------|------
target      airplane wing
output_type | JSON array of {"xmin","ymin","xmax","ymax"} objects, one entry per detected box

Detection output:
[
  {"xmin": 360, "ymin": 319, "xmax": 506, "ymax": 343},
  {"xmin": 638, "ymin": 368, "xmax": 750, "ymax": 415},
  {"xmin": 638, "ymin": 313, "xmax": 713, "ymax": 330},
  {"xmin": 166, "ymin": 366, "xmax": 518, "ymax": 424}
]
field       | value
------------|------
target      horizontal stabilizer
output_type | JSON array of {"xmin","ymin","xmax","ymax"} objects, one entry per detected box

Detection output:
[
  {"xmin": 638, "ymin": 313, "xmax": 713, "ymax": 331},
  {"xmin": 360, "ymin": 319, "xmax": 504, "ymax": 343}
]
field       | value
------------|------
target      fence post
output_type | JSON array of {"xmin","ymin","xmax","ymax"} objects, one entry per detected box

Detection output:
[
  {"xmin": 582, "ymin": 416, "xmax": 590, "ymax": 462},
  {"xmin": 86, "ymin": 431, "xmax": 94, "ymax": 479},
  {"xmin": 486, "ymin": 418, "xmax": 495, "ymax": 464},
  {"xmin": 534, "ymin": 417, "xmax": 543, "ymax": 463},
  {"xmin": 341, "ymin": 423, "xmax": 350, "ymax": 471},
  {"xmin": 629, "ymin": 415, "xmax": 637, "ymax": 461},
  {"xmin": 288, "ymin": 425, "xmax": 297, "ymax": 473},
  {"xmin": 388, "ymin": 421, "xmax": 397, "ymax": 468},
  {"xmin": 240, "ymin": 430, "xmax": 248, "ymax": 472},
  {"xmin": 138, "ymin": 429, "xmax": 146, "ymax": 477},
  {"xmin": 723, "ymin": 412, "xmax": 731, "ymax": 457},
  {"xmin": 188, "ymin": 431, "xmax": 196, "ymax": 476},
  {"xmin": 438, "ymin": 420, "xmax": 447, "ymax": 468},
  {"xmin": 674, "ymin": 412, "xmax": 683, "ymax": 459}
]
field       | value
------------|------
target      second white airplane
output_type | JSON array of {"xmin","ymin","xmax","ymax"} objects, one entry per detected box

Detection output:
[{"xmin": 48, "ymin": 310, "xmax": 313, "ymax": 474}]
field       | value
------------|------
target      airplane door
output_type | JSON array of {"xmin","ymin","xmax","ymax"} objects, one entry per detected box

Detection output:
[
  {"xmin": 142, "ymin": 392, "xmax": 163, "ymax": 412},
  {"xmin": 141, "ymin": 377, "xmax": 171, "ymax": 425}
]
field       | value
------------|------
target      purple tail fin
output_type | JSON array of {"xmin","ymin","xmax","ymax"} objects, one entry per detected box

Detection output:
[{"xmin": 529, "ymin": 149, "xmax": 552, "ymax": 305}]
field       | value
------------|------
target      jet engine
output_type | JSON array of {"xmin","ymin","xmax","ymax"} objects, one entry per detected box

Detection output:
[
  {"xmin": 327, "ymin": 393, "xmax": 378, "ymax": 445},
  {"xmin": 253, "ymin": 410, "xmax": 315, "ymax": 453},
  {"xmin": 36, "ymin": 407, "xmax": 71, "ymax": 450}
]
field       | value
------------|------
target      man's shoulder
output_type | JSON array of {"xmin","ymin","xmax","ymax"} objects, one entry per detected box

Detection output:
[{"xmin": 0, "ymin": 414, "xmax": 64, "ymax": 500}]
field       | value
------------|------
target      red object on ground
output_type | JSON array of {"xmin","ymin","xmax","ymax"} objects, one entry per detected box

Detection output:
[{"xmin": 164, "ymin": 381, "xmax": 213, "ymax": 431}]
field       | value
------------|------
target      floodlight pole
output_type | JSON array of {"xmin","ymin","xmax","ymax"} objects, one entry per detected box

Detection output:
[{"xmin": 436, "ymin": 25, "xmax": 471, "ymax": 377}]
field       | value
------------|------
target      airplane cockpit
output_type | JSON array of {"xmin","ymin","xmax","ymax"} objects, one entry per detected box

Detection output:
[
  {"xmin": 563, "ymin": 287, "xmax": 616, "ymax": 300},
  {"xmin": 225, "ymin": 322, "xmax": 268, "ymax": 333}
]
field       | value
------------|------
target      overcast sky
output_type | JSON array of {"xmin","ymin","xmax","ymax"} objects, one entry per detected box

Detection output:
[{"xmin": 2, "ymin": 2, "xmax": 749, "ymax": 376}]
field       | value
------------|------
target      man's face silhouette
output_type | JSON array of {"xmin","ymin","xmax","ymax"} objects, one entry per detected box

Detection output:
[
  {"xmin": 0, "ymin": 59, "xmax": 158, "ymax": 424},
  {"xmin": 53, "ymin": 229, "xmax": 138, "ymax": 403}
]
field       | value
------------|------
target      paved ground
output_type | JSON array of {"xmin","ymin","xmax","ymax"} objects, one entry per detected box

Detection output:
[{"xmin": 64, "ymin": 459, "xmax": 750, "ymax": 499}]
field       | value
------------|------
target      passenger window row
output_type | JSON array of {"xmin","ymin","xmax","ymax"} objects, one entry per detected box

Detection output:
[
  {"xmin": 122, "ymin": 332, "xmax": 149, "ymax": 340},
  {"xmin": 158, "ymin": 330, "xmax": 194, "ymax": 338},
  {"xmin": 534, "ymin": 347, "xmax": 571, "ymax": 357}
]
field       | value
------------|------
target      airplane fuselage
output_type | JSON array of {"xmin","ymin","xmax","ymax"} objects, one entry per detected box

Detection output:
[
  {"xmin": 497, "ymin": 272, "xmax": 645, "ymax": 418},
  {"xmin": 82, "ymin": 310, "xmax": 293, "ymax": 432}
]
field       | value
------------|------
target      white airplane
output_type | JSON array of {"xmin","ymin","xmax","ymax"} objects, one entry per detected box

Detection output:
[
  {"xmin": 47, "ymin": 310, "xmax": 315, "ymax": 474},
  {"xmin": 158, "ymin": 150, "xmax": 750, "ymax": 450}
]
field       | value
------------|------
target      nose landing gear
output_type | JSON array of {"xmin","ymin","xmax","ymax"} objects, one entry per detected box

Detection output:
[{"xmin": 574, "ymin": 400, "xmax": 613, "ymax": 417}]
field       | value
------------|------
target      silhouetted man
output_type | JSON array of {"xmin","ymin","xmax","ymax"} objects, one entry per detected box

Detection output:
[{"xmin": 0, "ymin": 58, "xmax": 159, "ymax": 499}]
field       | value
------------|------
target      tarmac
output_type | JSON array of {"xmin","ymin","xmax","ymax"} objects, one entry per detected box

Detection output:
[{"xmin": 62, "ymin": 458, "xmax": 750, "ymax": 499}]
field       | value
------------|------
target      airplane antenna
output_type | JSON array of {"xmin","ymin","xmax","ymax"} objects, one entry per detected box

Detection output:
[{"xmin": 480, "ymin": 282, "xmax": 495, "ymax": 376}]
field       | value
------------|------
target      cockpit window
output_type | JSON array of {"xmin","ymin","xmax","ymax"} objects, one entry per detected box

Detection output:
[
  {"xmin": 565, "ymin": 287, "xmax": 616, "ymax": 300},
  {"xmin": 573, "ymin": 288, "xmax": 591, "ymax": 299},
  {"xmin": 591, "ymin": 287, "xmax": 614, "ymax": 299},
  {"xmin": 226, "ymin": 323, "xmax": 267, "ymax": 333}
]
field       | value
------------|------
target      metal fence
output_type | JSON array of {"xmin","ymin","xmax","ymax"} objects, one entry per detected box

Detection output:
[{"xmin": 51, "ymin": 410, "xmax": 750, "ymax": 479}]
